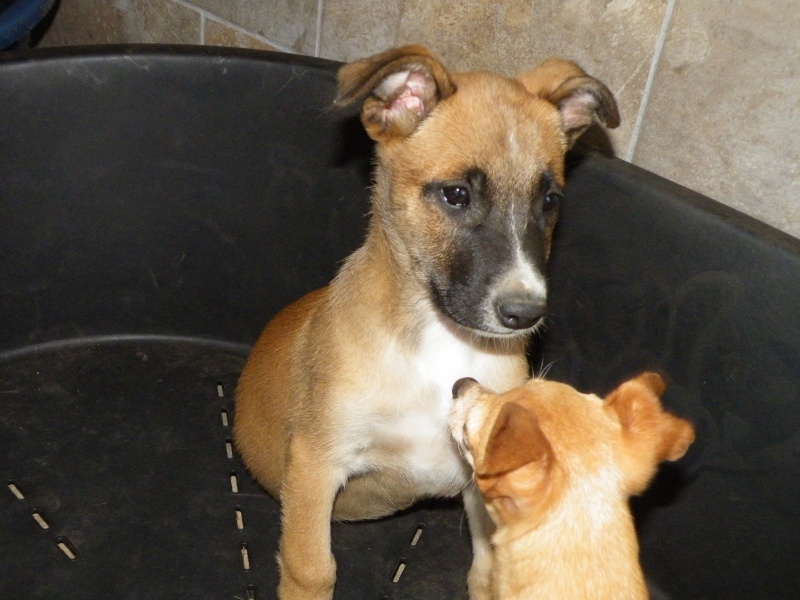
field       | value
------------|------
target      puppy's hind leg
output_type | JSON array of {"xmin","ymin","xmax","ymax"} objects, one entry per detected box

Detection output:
[
  {"xmin": 463, "ymin": 483, "xmax": 496, "ymax": 600},
  {"xmin": 278, "ymin": 433, "xmax": 347, "ymax": 600},
  {"xmin": 332, "ymin": 471, "xmax": 419, "ymax": 521}
]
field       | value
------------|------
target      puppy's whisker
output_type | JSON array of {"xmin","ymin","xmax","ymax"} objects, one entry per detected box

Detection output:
[{"xmin": 535, "ymin": 360, "xmax": 557, "ymax": 380}]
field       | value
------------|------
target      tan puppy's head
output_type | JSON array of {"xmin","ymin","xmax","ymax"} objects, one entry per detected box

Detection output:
[
  {"xmin": 450, "ymin": 373, "xmax": 695, "ymax": 528},
  {"xmin": 337, "ymin": 46, "xmax": 619, "ymax": 337}
]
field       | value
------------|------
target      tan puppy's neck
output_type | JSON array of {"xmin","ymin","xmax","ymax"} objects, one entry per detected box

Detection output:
[
  {"xmin": 330, "ymin": 222, "xmax": 530, "ymax": 359},
  {"xmin": 492, "ymin": 482, "xmax": 646, "ymax": 599},
  {"xmin": 326, "ymin": 232, "xmax": 430, "ymax": 352}
]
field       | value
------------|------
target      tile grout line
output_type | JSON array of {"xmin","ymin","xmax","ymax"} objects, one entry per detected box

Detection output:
[
  {"xmin": 315, "ymin": 0, "xmax": 324, "ymax": 57},
  {"xmin": 625, "ymin": 0, "xmax": 676, "ymax": 163},
  {"xmin": 173, "ymin": 0, "xmax": 297, "ymax": 53}
]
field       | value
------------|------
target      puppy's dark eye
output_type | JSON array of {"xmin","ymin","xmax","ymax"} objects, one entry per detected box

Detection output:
[
  {"xmin": 440, "ymin": 185, "xmax": 471, "ymax": 208},
  {"xmin": 542, "ymin": 191, "xmax": 562, "ymax": 212}
]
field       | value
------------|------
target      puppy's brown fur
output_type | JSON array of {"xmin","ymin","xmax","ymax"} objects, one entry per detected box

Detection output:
[
  {"xmin": 234, "ymin": 45, "xmax": 619, "ymax": 599},
  {"xmin": 450, "ymin": 373, "xmax": 695, "ymax": 600}
]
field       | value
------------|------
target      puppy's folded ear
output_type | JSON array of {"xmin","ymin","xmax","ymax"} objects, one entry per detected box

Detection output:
[
  {"xmin": 336, "ymin": 45, "xmax": 457, "ymax": 143},
  {"xmin": 480, "ymin": 402, "xmax": 550, "ymax": 477},
  {"xmin": 477, "ymin": 402, "xmax": 555, "ymax": 520},
  {"xmin": 517, "ymin": 58, "xmax": 620, "ymax": 147},
  {"xmin": 605, "ymin": 372, "xmax": 695, "ymax": 494}
]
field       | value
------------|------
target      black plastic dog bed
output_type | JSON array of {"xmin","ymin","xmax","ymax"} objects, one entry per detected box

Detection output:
[{"xmin": 1, "ymin": 46, "xmax": 798, "ymax": 600}]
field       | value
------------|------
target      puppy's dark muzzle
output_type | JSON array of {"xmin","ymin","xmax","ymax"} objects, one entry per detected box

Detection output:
[{"xmin": 495, "ymin": 295, "xmax": 546, "ymax": 330}]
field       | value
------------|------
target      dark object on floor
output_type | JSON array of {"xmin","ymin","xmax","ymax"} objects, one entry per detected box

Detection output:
[{"xmin": 0, "ymin": 0, "xmax": 56, "ymax": 49}]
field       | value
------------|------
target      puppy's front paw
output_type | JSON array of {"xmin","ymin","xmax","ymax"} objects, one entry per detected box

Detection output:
[{"xmin": 278, "ymin": 553, "xmax": 336, "ymax": 600}]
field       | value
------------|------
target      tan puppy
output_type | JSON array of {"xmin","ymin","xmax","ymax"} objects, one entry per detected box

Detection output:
[
  {"xmin": 234, "ymin": 45, "xmax": 619, "ymax": 600},
  {"xmin": 450, "ymin": 373, "xmax": 695, "ymax": 600}
]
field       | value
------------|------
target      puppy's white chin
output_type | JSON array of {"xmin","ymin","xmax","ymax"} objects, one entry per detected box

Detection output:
[{"xmin": 462, "ymin": 317, "xmax": 544, "ymax": 340}]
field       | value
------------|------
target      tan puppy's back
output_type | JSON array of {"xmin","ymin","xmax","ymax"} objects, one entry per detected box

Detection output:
[{"xmin": 234, "ymin": 287, "xmax": 328, "ymax": 496}]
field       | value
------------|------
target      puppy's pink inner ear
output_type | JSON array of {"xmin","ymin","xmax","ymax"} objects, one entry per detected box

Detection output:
[
  {"xmin": 558, "ymin": 90, "xmax": 602, "ymax": 132},
  {"xmin": 375, "ymin": 70, "xmax": 433, "ymax": 118},
  {"xmin": 367, "ymin": 70, "xmax": 437, "ymax": 138},
  {"xmin": 361, "ymin": 67, "xmax": 447, "ymax": 141},
  {"xmin": 552, "ymin": 80, "xmax": 620, "ymax": 146},
  {"xmin": 480, "ymin": 402, "xmax": 552, "ymax": 478}
]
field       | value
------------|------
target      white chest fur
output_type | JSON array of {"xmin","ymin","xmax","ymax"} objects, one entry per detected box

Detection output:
[{"xmin": 341, "ymin": 313, "xmax": 524, "ymax": 497}]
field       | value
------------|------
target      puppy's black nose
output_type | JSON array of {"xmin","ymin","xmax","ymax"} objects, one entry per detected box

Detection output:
[
  {"xmin": 452, "ymin": 377, "xmax": 478, "ymax": 398},
  {"xmin": 495, "ymin": 296, "xmax": 546, "ymax": 330}
]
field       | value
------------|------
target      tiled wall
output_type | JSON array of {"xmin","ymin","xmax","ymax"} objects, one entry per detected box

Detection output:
[{"xmin": 38, "ymin": 0, "xmax": 799, "ymax": 239}]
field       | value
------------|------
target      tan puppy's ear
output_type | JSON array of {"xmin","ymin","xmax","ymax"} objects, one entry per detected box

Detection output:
[
  {"xmin": 480, "ymin": 402, "xmax": 550, "ymax": 477},
  {"xmin": 477, "ymin": 402, "xmax": 555, "ymax": 520},
  {"xmin": 517, "ymin": 58, "xmax": 620, "ymax": 147},
  {"xmin": 605, "ymin": 372, "xmax": 695, "ymax": 494},
  {"xmin": 336, "ymin": 45, "xmax": 457, "ymax": 143}
]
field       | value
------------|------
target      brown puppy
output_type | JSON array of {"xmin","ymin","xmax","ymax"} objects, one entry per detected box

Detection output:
[
  {"xmin": 450, "ymin": 373, "xmax": 695, "ymax": 600},
  {"xmin": 234, "ymin": 45, "xmax": 619, "ymax": 600}
]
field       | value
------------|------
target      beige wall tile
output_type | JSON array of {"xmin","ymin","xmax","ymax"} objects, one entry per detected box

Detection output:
[
  {"xmin": 319, "ymin": 0, "xmax": 670, "ymax": 156},
  {"xmin": 187, "ymin": 0, "xmax": 318, "ymax": 53},
  {"xmin": 34, "ymin": 0, "xmax": 799, "ymax": 238},
  {"xmin": 204, "ymin": 18, "xmax": 278, "ymax": 50},
  {"xmin": 38, "ymin": 0, "xmax": 200, "ymax": 46},
  {"xmin": 317, "ymin": 2, "xmax": 403, "ymax": 62},
  {"xmin": 632, "ymin": 0, "xmax": 799, "ymax": 238}
]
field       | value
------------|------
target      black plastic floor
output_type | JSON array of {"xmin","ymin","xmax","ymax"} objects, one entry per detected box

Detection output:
[{"xmin": 0, "ymin": 338, "xmax": 473, "ymax": 599}]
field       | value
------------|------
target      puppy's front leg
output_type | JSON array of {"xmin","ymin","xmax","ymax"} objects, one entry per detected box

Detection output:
[
  {"xmin": 278, "ymin": 433, "xmax": 346, "ymax": 600},
  {"xmin": 463, "ymin": 483, "xmax": 495, "ymax": 600}
]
